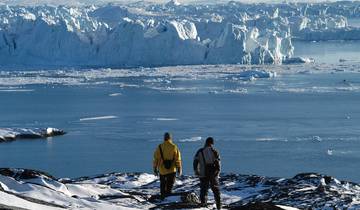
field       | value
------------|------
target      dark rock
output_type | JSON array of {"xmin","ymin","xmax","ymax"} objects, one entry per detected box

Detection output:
[
  {"xmin": 148, "ymin": 194, "xmax": 161, "ymax": 203},
  {"xmin": 0, "ymin": 168, "xmax": 15, "ymax": 177},
  {"xmin": 0, "ymin": 168, "xmax": 56, "ymax": 180},
  {"xmin": 17, "ymin": 133, "xmax": 43, "ymax": 139},
  {"xmin": 229, "ymin": 202, "xmax": 284, "ymax": 210},
  {"xmin": 180, "ymin": 192, "xmax": 200, "ymax": 204},
  {"xmin": 246, "ymin": 175, "xmax": 266, "ymax": 186}
]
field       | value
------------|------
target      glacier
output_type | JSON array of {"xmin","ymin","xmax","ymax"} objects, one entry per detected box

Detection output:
[{"xmin": 0, "ymin": 1, "xmax": 359, "ymax": 68}]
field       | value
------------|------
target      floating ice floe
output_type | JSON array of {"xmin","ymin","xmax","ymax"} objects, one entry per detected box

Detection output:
[
  {"xmin": 283, "ymin": 57, "xmax": 315, "ymax": 64},
  {"xmin": 238, "ymin": 70, "xmax": 277, "ymax": 80},
  {"xmin": 79, "ymin": 115, "xmax": 118, "ymax": 121},
  {"xmin": 327, "ymin": 149, "xmax": 333, "ymax": 156},
  {"xmin": 312, "ymin": 136, "xmax": 322, "ymax": 142},
  {"xmin": 153, "ymin": 118, "xmax": 178, "ymax": 121},
  {"xmin": 0, "ymin": 88, "xmax": 34, "ymax": 92},
  {"xmin": 256, "ymin": 137, "xmax": 288, "ymax": 142},
  {"xmin": 109, "ymin": 93, "xmax": 122, "ymax": 96},
  {"xmin": 179, "ymin": 136, "xmax": 202, "ymax": 142},
  {"xmin": 0, "ymin": 128, "xmax": 66, "ymax": 142}
]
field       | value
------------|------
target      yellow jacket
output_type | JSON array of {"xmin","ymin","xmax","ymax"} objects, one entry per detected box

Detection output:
[{"xmin": 153, "ymin": 139, "xmax": 182, "ymax": 175}]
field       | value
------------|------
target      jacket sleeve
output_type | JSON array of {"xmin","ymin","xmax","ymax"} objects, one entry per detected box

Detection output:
[
  {"xmin": 212, "ymin": 148, "xmax": 221, "ymax": 172},
  {"xmin": 175, "ymin": 146, "xmax": 182, "ymax": 169},
  {"xmin": 193, "ymin": 150, "xmax": 200, "ymax": 172},
  {"xmin": 153, "ymin": 145, "xmax": 160, "ymax": 169}
]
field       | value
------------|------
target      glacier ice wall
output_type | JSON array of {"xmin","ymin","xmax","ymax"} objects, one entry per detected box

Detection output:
[{"xmin": 0, "ymin": 1, "xmax": 359, "ymax": 68}]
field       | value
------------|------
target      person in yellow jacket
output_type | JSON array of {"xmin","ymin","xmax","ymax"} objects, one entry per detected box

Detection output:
[{"xmin": 153, "ymin": 132, "xmax": 182, "ymax": 200}]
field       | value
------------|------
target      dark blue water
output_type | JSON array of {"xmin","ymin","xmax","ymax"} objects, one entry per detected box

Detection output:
[{"xmin": 1, "ymin": 70, "xmax": 360, "ymax": 182}]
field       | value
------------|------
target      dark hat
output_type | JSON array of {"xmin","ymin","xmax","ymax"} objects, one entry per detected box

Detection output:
[
  {"xmin": 164, "ymin": 132, "xmax": 172, "ymax": 141},
  {"xmin": 205, "ymin": 137, "xmax": 214, "ymax": 146}
]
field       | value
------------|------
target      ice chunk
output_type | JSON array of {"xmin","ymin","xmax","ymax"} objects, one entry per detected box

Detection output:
[
  {"xmin": 238, "ymin": 70, "xmax": 277, "ymax": 79},
  {"xmin": 79, "ymin": 116, "xmax": 118, "ymax": 121},
  {"xmin": 283, "ymin": 57, "xmax": 315, "ymax": 64}
]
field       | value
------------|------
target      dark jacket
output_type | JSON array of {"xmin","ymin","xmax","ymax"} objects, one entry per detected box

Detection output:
[{"xmin": 193, "ymin": 146, "xmax": 221, "ymax": 177}]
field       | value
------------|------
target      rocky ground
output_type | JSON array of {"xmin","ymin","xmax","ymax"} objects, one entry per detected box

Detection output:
[{"xmin": 0, "ymin": 168, "xmax": 359, "ymax": 209}]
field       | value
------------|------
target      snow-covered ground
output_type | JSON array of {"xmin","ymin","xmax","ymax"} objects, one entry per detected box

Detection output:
[
  {"xmin": 0, "ymin": 1, "xmax": 359, "ymax": 68},
  {"xmin": 0, "ymin": 168, "xmax": 359, "ymax": 210}
]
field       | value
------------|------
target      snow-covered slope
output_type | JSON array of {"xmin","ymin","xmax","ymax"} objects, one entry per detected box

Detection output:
[
  {"xmin": 0, "ymin": 168, "xmax": 359, "ymax": 210},
  {"xmin": 0, "ymin": 1, "xmax": 359, "ymax": 68}
]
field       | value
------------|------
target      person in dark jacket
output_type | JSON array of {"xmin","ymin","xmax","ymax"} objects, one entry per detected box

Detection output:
[{"xmin": 193, "ymin": 137, "xmax": 221, "ymax": 209}]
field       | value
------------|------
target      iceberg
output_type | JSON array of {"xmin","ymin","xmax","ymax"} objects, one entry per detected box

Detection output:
[
  {"xmin": 0, "ymin": 1, "xmax": 359, "ymax": 68},
  {"xmin": 0, "ymin": 2, "xmax": 293, "ymax": 68}
]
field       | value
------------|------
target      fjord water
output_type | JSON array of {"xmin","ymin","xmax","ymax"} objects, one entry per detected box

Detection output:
[
  {"xmin": 293, "ymin": 40, "xmax": 360, "ymax": 64},
  {"xmin": 1, "ymin": 41, "xmax": 360, "ymax": 182}
]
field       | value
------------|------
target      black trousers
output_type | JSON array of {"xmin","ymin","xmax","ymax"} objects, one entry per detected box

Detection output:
[
  {"xmin": 200, "ymin": 176, "xmax": 221, "ymax": 209},
  {"xmin": 160, "ymin": 172, "xmax": 176, "ymax": 199}
]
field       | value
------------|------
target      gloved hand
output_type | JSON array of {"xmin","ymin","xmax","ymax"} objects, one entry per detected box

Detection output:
[{"xmin": 153, "ymin": 168, "xmax": 159, "ymax": 176}]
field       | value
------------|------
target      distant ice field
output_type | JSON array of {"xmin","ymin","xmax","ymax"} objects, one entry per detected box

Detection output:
[{"xmin": 0, "ymin": 62, "xmax": 360, "ymax": 182}]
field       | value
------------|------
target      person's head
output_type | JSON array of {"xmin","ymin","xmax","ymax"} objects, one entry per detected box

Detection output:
[
  {"xmin": 164, "ymin": 132, "xmax": 172, "ymax": 141},
  {"xmin": 205, "ymin": 137, "xmax": 214, "ymax": 147}
]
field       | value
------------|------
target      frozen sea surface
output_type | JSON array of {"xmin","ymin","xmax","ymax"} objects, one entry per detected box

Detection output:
[{"xmin": 0, "ymin": 63, "xmax": 360, "ymax": 182}]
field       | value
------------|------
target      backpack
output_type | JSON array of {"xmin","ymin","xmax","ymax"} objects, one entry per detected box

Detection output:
[
  {"xmin": 159, "ymin": 145, "xmax": 174, "ymax": 170},
  {"xmin": 201, "ymin": 148, "xmax": 220, "ymax": 176}
]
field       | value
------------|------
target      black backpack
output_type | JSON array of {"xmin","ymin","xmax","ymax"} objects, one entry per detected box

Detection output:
[
  {"xmin": 159, "ymin": 145, "xmax": 174, "ymax": 169},
  {"xmin": 201, "ymin": 148, "xmax": 220, "ymax": 176}
]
